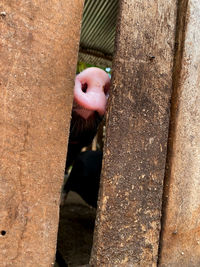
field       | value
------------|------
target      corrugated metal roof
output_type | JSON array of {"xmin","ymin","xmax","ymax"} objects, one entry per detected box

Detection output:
[{"xmin": 78, "ymin": 0, "xmax": 119, "ymax": 68}]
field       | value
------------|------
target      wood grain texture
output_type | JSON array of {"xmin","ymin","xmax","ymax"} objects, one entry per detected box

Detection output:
[
  {"xmin": 90, "ymin": 0, "xmax": 177, "ymax": 266},
  {"xmin": 159, "ymin": 0, "xmax": 200, "ymax": 265},
  {"xmin": 0, "ymin": 0, "xmax": 84, "ymax": 266}
]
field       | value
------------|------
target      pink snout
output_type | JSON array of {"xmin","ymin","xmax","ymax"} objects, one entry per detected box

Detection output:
[{"xmin": 73, "ymin": 67, "xmax": 110, "ymax": 119}]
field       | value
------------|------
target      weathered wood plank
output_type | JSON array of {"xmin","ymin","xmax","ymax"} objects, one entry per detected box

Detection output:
[
  {"xmin": 159, "ymin": 0, "xmax": 200, "ymax": 265},
  {"xmin": 0, "ymin": 1, "xmax": 84, "ymax": 266},
  {"xmin": 90, "ymin": 0, "xmax": 177, "ymax": 266}
]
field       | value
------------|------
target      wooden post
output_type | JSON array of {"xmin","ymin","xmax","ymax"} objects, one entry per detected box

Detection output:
[
  {"xmin": 0, "ymin": 1, "xmax": 84, "ymax": 266},
  {"xmin": 90, "ymin": 0, "xmax": 177, "ymax": 265},
  {"xmin": 159, "ymin": 0, "xmax": 200, "ymax": 266}
]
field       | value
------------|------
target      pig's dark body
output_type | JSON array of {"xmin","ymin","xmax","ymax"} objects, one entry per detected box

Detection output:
[
  {"xmin": 65, "ymin": 111, "xmax": 102, "ymax": 171},
  {"xmin": 64, "ymin": 150, "xmax": 103, "ymax": 208},
  {"xmin": 55, "ymin": 250, "xmax": 68, "ymax": 267},
  {"xmin": 56, "ymin": 151, "xmax": 102, "ymax": 266}
]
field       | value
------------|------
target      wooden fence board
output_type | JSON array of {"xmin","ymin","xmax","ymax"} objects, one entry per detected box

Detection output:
[
  {"xmin": 90, "ymin": 0, "xmax": 177, "ymax": 265},
  {"xmin": 159, "ymin": 1, "xmax": 200, "ymax": 265},
  {"xmin": 0, "ymin": 1, "xmax": 84, "ymax": 266}
]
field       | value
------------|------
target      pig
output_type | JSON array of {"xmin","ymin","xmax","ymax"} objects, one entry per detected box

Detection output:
[
  {"xmin": 64, "ymin": 150, "xmax": 103, "ymax": 208},
  {"xmin": 65, "ymin": 67, "xmax": 110, "ymax": 170},
  {"xmin": 56, "ymin": 68, "xmax": 109, "ymax": 266}
]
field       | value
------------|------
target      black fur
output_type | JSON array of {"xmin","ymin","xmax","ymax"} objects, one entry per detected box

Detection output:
[
  {"xmin": 64, "ymin": 150, "xmax": 103, "ymax": 208},
  {"xmin": 65, "ymin": 110, "xmax": 102, "ymax": 170}
]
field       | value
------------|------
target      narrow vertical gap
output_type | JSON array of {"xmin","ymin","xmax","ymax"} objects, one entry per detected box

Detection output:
[{"xmin": 55, "ymin": 1, "xmax": 119, "ymax": 266}]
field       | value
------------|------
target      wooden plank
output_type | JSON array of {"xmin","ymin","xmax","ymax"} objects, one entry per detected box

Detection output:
[
  {"xmin": 159, "ymin": 1, "xmax": 200, "ymax": 266},
  {"xmin": 90, "ymin": 0, "xmax": 177, "ymax": 266},
  {"xmin": 0, "ymin": 1, "xmax": 84, "ymax": 266}
]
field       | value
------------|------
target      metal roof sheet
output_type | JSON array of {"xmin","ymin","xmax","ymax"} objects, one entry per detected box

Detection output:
[{"xmin": 78, "ymin": 0, "xmax": 119, "ymax": 68}]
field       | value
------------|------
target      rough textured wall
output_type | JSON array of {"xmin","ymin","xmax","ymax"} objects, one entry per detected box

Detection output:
[
  {"xmin": 90, "ymin": 0, "xmax": 177, "ymax": 266},
  {"xmin": 159, "ymin": 0, "xmax": 200, "ymax": 265},
  {"xmin": 0, "ymin": 0, "xmax": 84, "ymax": 266}
]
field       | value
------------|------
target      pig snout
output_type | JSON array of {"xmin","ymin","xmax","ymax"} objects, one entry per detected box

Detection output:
[{"xmin": 73, "ymin": 67, "xmax": 110, "ymax": 119}]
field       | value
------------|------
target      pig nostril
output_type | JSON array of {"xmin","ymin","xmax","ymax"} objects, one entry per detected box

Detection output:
[
  {"xmin": 103, "ymin": 83, "xmax": 110, "ymax": 95},
  {"xmin": 81, "ymin": 83, "xmax": 88, "ymax": 93}
]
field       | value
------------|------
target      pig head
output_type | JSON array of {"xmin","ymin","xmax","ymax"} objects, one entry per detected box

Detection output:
[{"xmin": 65, "ymin": 67, "xmax": 110, "ymax": 169}]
